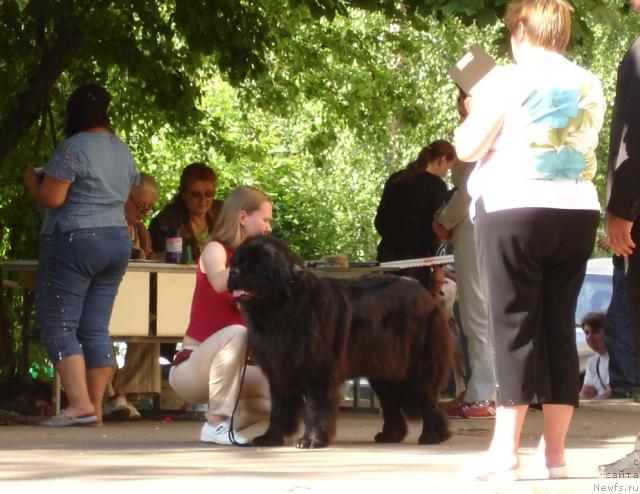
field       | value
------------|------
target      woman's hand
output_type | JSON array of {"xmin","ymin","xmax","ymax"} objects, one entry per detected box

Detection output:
[
  {"xmin": 463, "ymin": 95, "xmax": 473, "ymax": 116},
  {"xmin": 432, "ymin": 215, "xmax": 452, "ymax": 241},
  {"xmin": 430, "ymin": 265, "xmax": 447, "ymax": 300}
]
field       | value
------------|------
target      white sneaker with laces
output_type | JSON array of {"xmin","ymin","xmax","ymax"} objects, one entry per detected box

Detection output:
[{"xmin": 200, "ymin": 421, "xmax": 248, "ymax": 445}]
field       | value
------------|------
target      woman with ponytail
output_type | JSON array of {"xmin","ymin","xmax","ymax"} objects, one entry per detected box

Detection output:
[{"xmin": 374, "ymin": 140, "xmax": 456, "ymax": 289}]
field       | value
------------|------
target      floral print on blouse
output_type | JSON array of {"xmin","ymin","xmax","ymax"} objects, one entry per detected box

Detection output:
[{"xmin": 523, "ymin": 81, "xmax": 603, "ymax": 182}]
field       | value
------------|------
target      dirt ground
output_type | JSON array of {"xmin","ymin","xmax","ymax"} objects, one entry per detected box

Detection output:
[{"xmin": 0, "ymin": 401, "xmax": 639, "ymax": 494}]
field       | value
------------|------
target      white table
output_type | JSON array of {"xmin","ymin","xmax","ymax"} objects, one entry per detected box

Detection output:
[
  {"xmin": 1, "ymin": 259, "xmax": 413, "ymax": 412},
  {"xmin": 0, "ymin": 260, "xmax": 197, "ymax": 341}
]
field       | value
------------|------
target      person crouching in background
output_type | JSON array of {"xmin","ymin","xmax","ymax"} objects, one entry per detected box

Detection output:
[{"xmin": 579, "ymin": 312, "xmax": 610, "ymax": 400}]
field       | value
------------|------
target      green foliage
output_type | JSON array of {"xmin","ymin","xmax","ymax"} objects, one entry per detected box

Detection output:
[
  {"xmin": 0, "ymin": 286, "xmax": 50, "ymax": 381},
  {"xmin": 0, "ymin": 1, "xmax": 636, "ymax": 261},
  {"xmin": 13, "ymin": 0, "xmax": 29, "ymax": 11},
  {"xmin": 131, "ymin": 10, "xmax": 502, "ymax": 261},
  {"xmin": 1, "ymin": 0, "xmax": 638, "ymax": 264},
  {"xmin": 1, "ymin": 0, "xmax": 639, "ymax": 378}
]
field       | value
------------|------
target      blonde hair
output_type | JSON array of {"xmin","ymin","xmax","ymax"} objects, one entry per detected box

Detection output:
[
  {"xmin": 505, "ymin": 0, "xmax": 573, "ymax": 52},
  {"xmin": 135, "ymin": 172, "xmax": 160, "ymax": 196},
  {"xmin": 211, "ymin": 186, "xmax": 272, "ymax": 248}
]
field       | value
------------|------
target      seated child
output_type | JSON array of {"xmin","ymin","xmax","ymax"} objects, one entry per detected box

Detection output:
[{"xmin": 579, "ymin": 312, "xmax": 610, "ymax": 400}]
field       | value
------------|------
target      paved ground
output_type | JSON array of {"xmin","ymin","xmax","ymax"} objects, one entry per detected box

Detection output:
[{"xmin": 0, "ymin": 402, "xmax": 639, "ymax": 494}]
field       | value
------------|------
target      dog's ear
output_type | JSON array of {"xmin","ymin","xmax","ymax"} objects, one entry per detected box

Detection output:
[{"xmin": 282, "ymin": 264, "xmax": 305, "ymax": 300}]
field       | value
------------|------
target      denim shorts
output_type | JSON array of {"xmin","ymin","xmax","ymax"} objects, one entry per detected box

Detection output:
[{"xmin": 36, "ymin": 226, "xmax": 130, "ymax": 368}]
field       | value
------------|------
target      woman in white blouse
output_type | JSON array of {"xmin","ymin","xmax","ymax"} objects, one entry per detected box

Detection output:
[{"xmin": 455, "ymin": 0, "xmax": 605, "ymax": 481}]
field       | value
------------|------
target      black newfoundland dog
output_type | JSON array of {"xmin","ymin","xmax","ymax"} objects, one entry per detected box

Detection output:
[{"xmin": 228, "ymin": 236, "xmax": 453, "ymax": 449}]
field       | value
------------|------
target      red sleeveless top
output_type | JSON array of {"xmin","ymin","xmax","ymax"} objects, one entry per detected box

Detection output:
[{"xmin": 185, "ymin": 243, "xmax": 245, "ymax": 342}]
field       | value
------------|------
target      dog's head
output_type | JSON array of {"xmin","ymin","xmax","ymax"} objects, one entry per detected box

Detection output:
[{"xmin": 228, "ymin": 236, "xmax": 303, "ymax": 305}]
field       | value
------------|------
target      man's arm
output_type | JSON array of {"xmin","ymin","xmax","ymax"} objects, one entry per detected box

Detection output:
[
  {"xmin": 606, "ymin": 38, "xmax": 640, "ymax": 255},
  {"xmin": 579, "ymin": 384, "xmax": 597, "ymax": 400},
  {"xmin": 594, "ymin": 384, "xmax": 611, "ymax": 400}
]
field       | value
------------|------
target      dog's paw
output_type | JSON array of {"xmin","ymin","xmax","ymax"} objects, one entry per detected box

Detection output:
[
  {"xmin": 252, "ymin": 433, "xmax": 285, "ymax": 447},
  {"xmin": 374, "ymin": 430, "xmax": 406, "ymax": 443},
  {"xmin": 295, "ymin": 436, "xmax": 327, "ymax": 449},
  {"xmin": 418, "ymin": 428, "xmax": 451, "ymax": 445},
  {"xmin": 374, "ymin": 422, "xmax": 407, "ymax": 443}
]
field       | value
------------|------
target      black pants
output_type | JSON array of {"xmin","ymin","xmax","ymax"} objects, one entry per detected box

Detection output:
[
  {"xmin": 475, "ymin": 202, "xmax": 599, "ymax": 407},
  {"xmin": 628, "ymin": 224, "xmax": 640, "ymax": 361},
  {"xmin": 605, "ymin": 261, "xmax": 640, "ymax": 395}
]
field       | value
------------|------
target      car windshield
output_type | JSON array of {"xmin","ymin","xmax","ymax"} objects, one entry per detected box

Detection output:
[{"xmin": 575, "ymin": 274, "xmax": 612, "ymax": 324}]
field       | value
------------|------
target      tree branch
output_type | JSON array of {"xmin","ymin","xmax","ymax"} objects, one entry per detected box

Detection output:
[{"xmin": 0, "ymin": 24, "xmax": 83, "ymax": 167}]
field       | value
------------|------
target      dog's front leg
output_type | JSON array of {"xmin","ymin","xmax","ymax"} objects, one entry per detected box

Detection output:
[
  {"xmin": 252, "ymin": 391, "xmax": 302, "ymax": 447},
  {"xmin": 296, "ymin": 383, "xmax": 339, "ymax": 449}
]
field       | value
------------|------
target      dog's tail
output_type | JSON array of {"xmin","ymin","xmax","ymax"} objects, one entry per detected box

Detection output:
[
  {"xmin": 430, "ymin": 304, "xmax": 456, "ymax": 393},
  {"xmin": 399, "ymin": 298, "xmax": 455, "ymax": 418}
]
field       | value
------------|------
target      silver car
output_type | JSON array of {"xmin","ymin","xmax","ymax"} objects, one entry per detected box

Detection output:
[{"xmin": 575, "ymin": 257, "xmax": 614, "ymax": 373}]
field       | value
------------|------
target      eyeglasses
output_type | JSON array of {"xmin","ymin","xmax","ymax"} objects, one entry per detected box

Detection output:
[
  {"xmin": 128, "ymin": 196, "xmax": 154, "ymax": 216},
  {"xmin": 186, "ymin": 190, "xmax": 215, "ymax": 200}
]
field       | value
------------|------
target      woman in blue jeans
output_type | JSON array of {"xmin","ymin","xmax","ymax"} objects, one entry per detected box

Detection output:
[{"xmin": 24, "ymin": 83, "xmax": 138, "ymax": 426}]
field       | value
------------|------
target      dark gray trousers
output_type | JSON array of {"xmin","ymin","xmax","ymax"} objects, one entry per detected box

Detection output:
[{"xmin": 475, "ymin": 202, "xmax": 599, "ymax": 406}]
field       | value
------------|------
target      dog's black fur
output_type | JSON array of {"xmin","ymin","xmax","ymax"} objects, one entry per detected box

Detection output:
[{"xmin": 228, "ymin": 236, "xmax": 453, "ymax": 449}]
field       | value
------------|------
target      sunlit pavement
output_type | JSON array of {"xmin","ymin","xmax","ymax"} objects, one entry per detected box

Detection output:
[{"xmin": 0, "ymin": 403, "xmax": 638, "ymax": 493}]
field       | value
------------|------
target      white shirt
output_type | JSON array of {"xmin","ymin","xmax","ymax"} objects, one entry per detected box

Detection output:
[
  {"xmin": 464, "ymin": 51, "xmax": 605, "ymax": 215},
  {"xmin": 583, "ymin": 352, "xmax": 610, "ymax": 396}
]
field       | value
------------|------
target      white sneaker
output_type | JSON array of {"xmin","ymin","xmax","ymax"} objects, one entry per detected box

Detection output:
[
  {"xmin": 184, "ymin": 402, "xmax": 208, "ymax": 413},
  {"xmin": 199, "ymin": 421, "xmax": 248, "ymax": 445},
  {"xmin": 102, "ymin": 396, "xmax": 131, "ymax": 421},
  {"xmin": 127, "ymin": 401, "xmax": 141, "ymax": 420}
]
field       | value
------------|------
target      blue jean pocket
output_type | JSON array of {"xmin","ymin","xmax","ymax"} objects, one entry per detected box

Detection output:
[{"xmin": 69, "ymin": 229, "xmax": 98, "ymax": 241}]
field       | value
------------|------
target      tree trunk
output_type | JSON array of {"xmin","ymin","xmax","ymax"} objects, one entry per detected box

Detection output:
[{"xmin": 0, "ymin": 25, "xmax": 83, "ymax": 167}]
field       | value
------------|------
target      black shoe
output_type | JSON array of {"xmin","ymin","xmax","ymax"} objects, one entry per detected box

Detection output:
[{"xmin": 598, "ymin": 450, "xmax": 640, "ymax": 476}]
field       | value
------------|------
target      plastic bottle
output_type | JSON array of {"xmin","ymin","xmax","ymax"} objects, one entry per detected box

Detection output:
[
  {"xmin": 182, "ymin": 244, "xmax": 193, "ymax": 264},
  {"xmin": 165, "ymin": 228, "xmax": 183, "ymax": 263}
]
